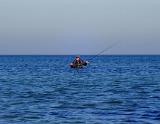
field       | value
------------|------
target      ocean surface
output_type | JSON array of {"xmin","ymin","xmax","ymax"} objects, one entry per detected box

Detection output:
[{"xmin": 0, "ymin": 55, "xmax": 160, "ymax": 124}]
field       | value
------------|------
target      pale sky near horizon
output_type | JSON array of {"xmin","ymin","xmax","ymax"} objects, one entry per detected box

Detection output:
[{"xmin": 0, "ymin": 0, "xmax": 160, "ymax": 55}]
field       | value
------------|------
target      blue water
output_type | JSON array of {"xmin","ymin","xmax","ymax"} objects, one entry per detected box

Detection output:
[{"xmin": 0, "ymin": 55, "xmax": 160, "ymax": 124}]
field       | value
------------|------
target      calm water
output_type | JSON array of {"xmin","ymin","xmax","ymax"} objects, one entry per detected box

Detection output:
[{"xmin": 0, "ymin": 55, "xmax": 160, "ymax": 124}]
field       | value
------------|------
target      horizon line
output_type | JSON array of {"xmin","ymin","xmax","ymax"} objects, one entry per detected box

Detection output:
[{"xmin": 0, "ymin": 54, "xmax": 160, "ymax": 56}]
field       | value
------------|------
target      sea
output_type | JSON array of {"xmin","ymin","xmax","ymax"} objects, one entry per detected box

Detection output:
[{"xmin": 0, "ymin": 55, "xmax": 160, "ymax": 124}]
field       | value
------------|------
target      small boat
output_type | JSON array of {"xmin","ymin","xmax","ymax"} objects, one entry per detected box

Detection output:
[{"xmin": 70, "ymin": 61, "xmax": 89, "ymax": 68}]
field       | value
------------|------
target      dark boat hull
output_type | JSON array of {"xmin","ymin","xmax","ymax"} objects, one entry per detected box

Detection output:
[{"xmin": 70, "ymin": 62, "xmax": 88, "ymax": 68}]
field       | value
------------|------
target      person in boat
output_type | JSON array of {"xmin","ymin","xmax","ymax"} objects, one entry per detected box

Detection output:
[{"xmin": 70, "ymin": 56, "xmax": 88, "ymax": 68}]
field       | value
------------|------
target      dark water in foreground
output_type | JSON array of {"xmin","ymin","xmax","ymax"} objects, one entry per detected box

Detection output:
[{"xmin": 0, "ymin": 55, "xmax": 160, "ymax": 124}]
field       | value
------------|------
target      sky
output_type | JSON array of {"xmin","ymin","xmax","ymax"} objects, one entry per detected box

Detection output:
[{"xmin": 0, "ymin": 0, "xmax": 160, "ymax": 55}]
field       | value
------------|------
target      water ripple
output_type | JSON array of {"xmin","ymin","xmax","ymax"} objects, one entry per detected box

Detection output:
[{"xmin": 0, "ymin": 55, "xmax": 160, "ymax": 124}]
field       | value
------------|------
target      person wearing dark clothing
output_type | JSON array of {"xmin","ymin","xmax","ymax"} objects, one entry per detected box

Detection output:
[
  {"xmin": 72, "ymin": 56, "xmax": 84, "ymax": 66},
  {"xmin": 70, "ymin": 56, "xmax": 89, "ymax": 68}
]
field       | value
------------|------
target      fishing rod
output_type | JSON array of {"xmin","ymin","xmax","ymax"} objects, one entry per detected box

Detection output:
[
  {"xmin": 96, "ymin": 41, "xmax": 119, "ymax": 56},
  {"xmin": 88, "ymin": 41, "xmax": 120, "ymax": 61}
]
